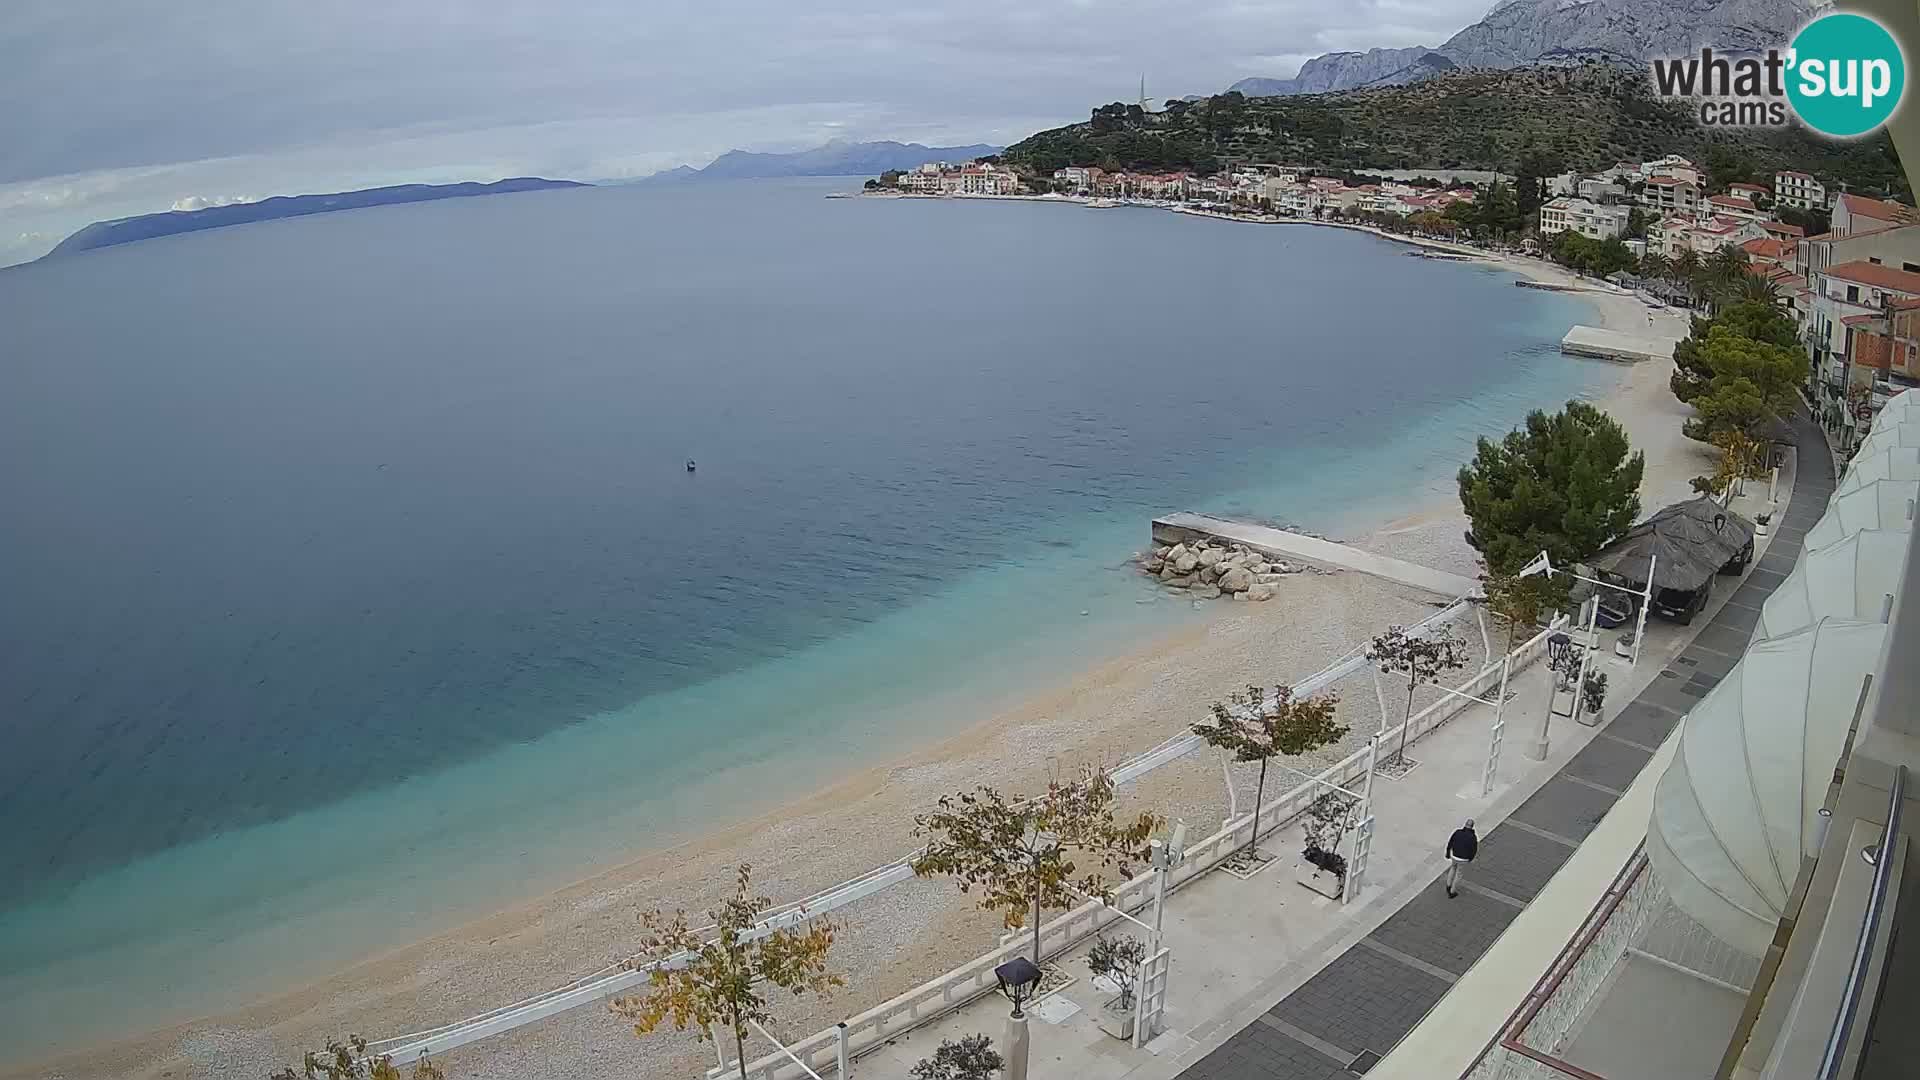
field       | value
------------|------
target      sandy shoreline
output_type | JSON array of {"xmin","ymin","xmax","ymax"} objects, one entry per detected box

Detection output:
[{"xmin": 17, "ymin": 217, "xmax": 1708, "ymax": 1080}]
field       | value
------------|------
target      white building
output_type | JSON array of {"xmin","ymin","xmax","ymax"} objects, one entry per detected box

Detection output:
[
  {"xmin": 1641, "ymin": 154, "xmax": 1701, "ymax": 186},
  {"xmin": 1052, "ymin": 166, "xmax": 1103, "ymax": 192},
  {"xmin": 1640, "ymin": 176, "xmax": 1701, "ymax": 216},
  {"xmin": 1654, "ymin": 215, "xmax": 1767, "ymax": 259},
  {"xmin": 1774, "ymin": 170, "xmax": 1828, "ymax": 210},
  {"xmin": 1702, "ymin": 193, "xmax": 1767, "ymax": 225},
  {"xmin": 1540, "ymin": 196, "xmax": 1629, "ymax": 240},
  {"xmin": 1578, "ymin": 177, "xmax": 1626, "ymax": 203}
]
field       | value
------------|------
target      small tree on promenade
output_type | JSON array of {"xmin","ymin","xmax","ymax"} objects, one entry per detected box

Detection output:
[
  {"xmin": 268, "ymin": 1036, "xmax": 444, "ymax": 1080},
  {"xmin": 913, "ymin": 766, "xmax": 1159, "ymax": 965},
  {"xmin": 1367, "ymin": 625, "xmax": 1469, "ymax": 766},
  {"xmin": 1481, "ymin": 567, "xmax": 1557, "ymax": 656},
  {"xmin": 1191, "ymin": 685, "xmax": 1346, "ymax": 859},
  {"xmin": 612, "ymin": 864, "xmax": 841, "ymax": 1080}
]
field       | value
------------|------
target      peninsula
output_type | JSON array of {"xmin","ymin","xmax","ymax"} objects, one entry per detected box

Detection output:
[{"xmin": 40, "ymin": 177, "xmax": 588, "ymax": 260}]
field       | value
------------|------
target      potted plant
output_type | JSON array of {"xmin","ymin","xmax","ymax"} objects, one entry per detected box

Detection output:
[
  {"xmin": 1297, "ymin": 790, "xmax": 1357, "ymax": 899},
  {"xmin": 1756, "ymin": 511, "xmax": 1772, "ymax": 538},
  {"xmin": 912, "ymin": 1035, "xmax": 1003, "ymax": 1080},
  {"xmin": 1582, "ymin": 670, "xmax": 1609, "ymax": 719},
  {"xmin": 1614, "ymin": 628, "xmax": 1636, "ymax": 660},
  {"xmin": 1086, "ymin": 934, "xmax": 1149, "ymax": 1039}
]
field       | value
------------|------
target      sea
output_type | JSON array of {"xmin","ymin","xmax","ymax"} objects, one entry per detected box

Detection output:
[{"xmin": 0, "ymin": 177, "xmax": 1602, "ymax": 1060}]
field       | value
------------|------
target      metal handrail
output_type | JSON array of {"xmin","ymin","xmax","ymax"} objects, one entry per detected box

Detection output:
[{"xmin": 1817, "ymin": 763, "xmax": 1908, "ymax": 1079}]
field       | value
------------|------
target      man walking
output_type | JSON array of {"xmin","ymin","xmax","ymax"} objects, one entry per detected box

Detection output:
[{"xmin": 1445, "ymin": 818, "xmax": 1478, "ymax": 899}]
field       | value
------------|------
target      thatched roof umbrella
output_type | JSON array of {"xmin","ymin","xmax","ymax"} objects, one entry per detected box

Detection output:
[{"xmin": 1592, "ymin": 497, "xmax": 1756, "ymax": 593}]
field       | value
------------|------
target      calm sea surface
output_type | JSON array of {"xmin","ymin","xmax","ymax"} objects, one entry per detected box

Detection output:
[{"xmin": 0, "ymin": 178, "xmax": 1600, "ymax": 1056}]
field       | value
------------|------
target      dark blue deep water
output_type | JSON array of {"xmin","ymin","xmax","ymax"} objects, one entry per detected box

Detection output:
[{"xmin": 0, "ymin": 178, "xmax": 1598, "ymax": 1054}]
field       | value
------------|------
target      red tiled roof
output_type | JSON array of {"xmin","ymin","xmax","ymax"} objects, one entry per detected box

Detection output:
[
  {"xmin": 1707, "ymin": 194, "xmax": 1757, "ymax": 210},
  {"xmin": 1645, "ymin": 176, "xmax": 1687, "ymax": 187},
  {"xmin": 1840, "ymin": 193, "xmax": 1917, "ymax": 223},
  {"xmin": 1826, "ymin": 259, "xmax": 1920, "ymax": 293},
  {"xmin": 1765, "ymin": 222, "xmax": 1807, "ymax": 238},
  {"xmin": 1743, "ymin": 238, "xmax": 1790, "ymax": 260}
]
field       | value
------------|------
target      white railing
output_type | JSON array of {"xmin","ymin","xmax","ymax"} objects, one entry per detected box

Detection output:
[
  {"xmin": 374, "ymin": 592, "xmax": 1499, "ymax": 1066},
  {"xmin": 722, "ymin": 614, "xmax": 1562, "ymax": 1080}
]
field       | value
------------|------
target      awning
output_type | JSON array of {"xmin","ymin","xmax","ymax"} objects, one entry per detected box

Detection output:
[
  {"xmin": 1592, "ymin": 497, "xmax": 1755, "ymax": 593},
  {"xmin": 1839, "ymin": 447, "xmax": 1920, "ymax": 495},
  {"xmin": 1805, "ymin": 479, "xmax": 1918, "ymax": 549},
  {"xmin": 1758, "ymin": 529, "xmax": 1909, "ymax": 638},
  {"xmin": 1647, "ymin": 619, "xmax": 1889, "ymax": 954}
]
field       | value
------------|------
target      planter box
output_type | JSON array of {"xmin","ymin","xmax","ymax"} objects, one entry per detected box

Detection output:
[
  {"xmin": 1295, "ymin": 861, "xmax": 1344, "ymax": 901},
  {"xmin": 1097, "ymin": 995, "xmax": 1137, "ymax": 1040}
]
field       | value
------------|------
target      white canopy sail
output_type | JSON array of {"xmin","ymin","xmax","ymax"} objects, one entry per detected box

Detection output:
[
  {"xmin": 1805, "ymin": 479, "xmax": 1917, "ymax": 550},
  {"xmin": 1839, "ymin": 447, "xmax": 1920, "ymax": 495},
  {"xmin": 1647, "ymin": 619, "xmax": 1889, "ymax": 955},
  {"xmin": 1758, "ymin": 530, "xmax": 1907, "ymax": 638},
  {"xmin": 1852, "ymin": 418, "xmax": 1920, "ymax": 460},
  {"xmin": 1871, "ymin": 389, "xmax": 1919, "ymax": 428}
]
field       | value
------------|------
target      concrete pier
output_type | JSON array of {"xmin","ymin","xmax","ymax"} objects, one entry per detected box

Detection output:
[
  {"xmin": 1560, "ymin": 324, "xmax": 1673, "ymax": 364},
  {"xmin": 1151, "ymin": 512, "xmax": 1478, "ymax": 598}
]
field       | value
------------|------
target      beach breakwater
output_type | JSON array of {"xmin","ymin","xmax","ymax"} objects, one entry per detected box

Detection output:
[{"xmin": 1138, "ymin": 536, "xmax": 1315, "ymax": 600}]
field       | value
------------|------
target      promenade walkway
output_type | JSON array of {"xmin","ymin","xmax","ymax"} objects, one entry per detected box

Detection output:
[
  {"xmin": 843, "ymin": 418, "xmax": 1830, "ymax": 1080},
  {"xmin": 1173, "ymin": 412, "xmax": 1834, "ymax": 1080}
]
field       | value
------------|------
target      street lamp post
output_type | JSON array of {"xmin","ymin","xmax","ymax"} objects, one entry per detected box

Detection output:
[
  {"xmin": 994, "ymin": 957, "xmax": 1043, "ymax": 1080},
  {"xmin": 1517, "ymin": 550, "xmax": 1655, "ymax": 754}
]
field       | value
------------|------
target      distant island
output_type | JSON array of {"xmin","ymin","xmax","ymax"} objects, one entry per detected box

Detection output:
[
  {"xmin": 633, "ymin": 140, "xmax": 1002, "ymax": 185},
  {"xmin": 42, "ymin": 177, "xmax": 588, "ymax": 260}
]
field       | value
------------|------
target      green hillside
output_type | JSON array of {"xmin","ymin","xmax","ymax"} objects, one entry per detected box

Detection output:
[{"xmin": 1003, "ymin": 65, "xmax": 1906, "ymax": 197}]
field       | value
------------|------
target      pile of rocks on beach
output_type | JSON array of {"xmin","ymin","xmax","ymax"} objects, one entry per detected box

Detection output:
[{"xmin": 1138, "ymin": 538, "xmax": 1315, "ymax": 600}]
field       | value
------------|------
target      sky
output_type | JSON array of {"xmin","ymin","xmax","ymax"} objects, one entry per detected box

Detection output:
[{"xmin": 0, "ymin": 0, "xmax": 1497, "ymax": 265}]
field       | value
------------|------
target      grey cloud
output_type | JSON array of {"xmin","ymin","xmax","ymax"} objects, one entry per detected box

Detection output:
[{"xmin": 0, "ymin": 0, "xmax": 1492, "ymax": 245}]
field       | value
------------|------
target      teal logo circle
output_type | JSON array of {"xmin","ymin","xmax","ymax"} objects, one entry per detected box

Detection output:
[{"xmin": 1786, "ymin": 13, "xmax": 1906, "ymax": 137}]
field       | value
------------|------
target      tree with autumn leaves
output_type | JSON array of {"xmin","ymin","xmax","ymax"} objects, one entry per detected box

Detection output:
[
  {"xmin": 913, "ymin": 766, "xmax": 1159, "ymax": 966},
  {"xmin": 613, "ymin": 864, "xmax": 841, "ymax": 1080},
  {"xmin": 1190, "ymin": 685, "xmax": 1346, "ymax": 861},
  {"xmin": 268, "ymin": 1037, "xmax": 443, "ymax": 1080}
]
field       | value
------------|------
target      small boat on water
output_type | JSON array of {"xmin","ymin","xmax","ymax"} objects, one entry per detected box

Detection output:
[
  {"xmin": 824, "ymin": 192, "xmax": 854, "ymax": 199},
  {"xmin": 1085, "ymin": 198, "xmax": 1118, "ymax": 208}
]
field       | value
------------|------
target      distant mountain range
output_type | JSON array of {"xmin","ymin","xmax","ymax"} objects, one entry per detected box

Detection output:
[
  {"xmin": 43, "ymin": 178, "xmax": 586, "ymax": 260},
  {"xmin": 1229, "ymin": 0, "xmax": 1818, "ymax": 97},
  {"xmin": 633, "ymin": 140, "xmax": 1003, "ymax": 184}
]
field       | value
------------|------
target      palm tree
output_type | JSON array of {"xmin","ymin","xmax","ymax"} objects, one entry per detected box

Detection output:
[
  {"xmin": 1640, "ymin": 253, "xmax": 1671, "ymax": 282},
  {"xmin": 1672, "ymin": 250, "xmax": 1703, "ymax": 308},
  {"xmin": 1736, "ymin": 273, "xmax": 1781, "ymax": 306}
]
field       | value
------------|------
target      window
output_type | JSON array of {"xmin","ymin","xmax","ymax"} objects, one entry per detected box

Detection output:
[
  {"xmin": 1871, "ymin": 257, "xmax": 1884, "ymax": 265},
  {"xmin": 1849, "ymin": 285, "xmax": 1861, "ymax": 303}
]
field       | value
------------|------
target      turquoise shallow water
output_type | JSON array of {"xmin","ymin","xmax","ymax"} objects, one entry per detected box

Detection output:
[{"xmin": 0, "ymin": 179, "xmax": 1604, "ymax": 1056}]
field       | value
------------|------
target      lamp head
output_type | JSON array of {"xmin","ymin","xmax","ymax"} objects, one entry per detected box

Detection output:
[{"xmin": 995, "ymin": 957, "xmax": 1043, "ymax": 1016}]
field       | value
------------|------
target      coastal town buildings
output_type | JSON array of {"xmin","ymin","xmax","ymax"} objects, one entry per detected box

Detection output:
[
  {"xmin": 1538, "ymin": 195, "xmax": 1629, "ymax": 240},
  {"xmin": 1832, "ymin": 191, "xmax": 1919, "ymax": 237},
  {"xmin": 1703, "ymin": 192, "xmax": 1766, "ymax": 224},
  {"xmin": 1640, "ymin": 176, "xmax": 1701, "ymax": 216},
  {"xmin": 1652, "ymin": 214, "xmax": 1766, "ymax": 258},
  {"xmin": 1640, "ymin": 153, "xmax": 1701, "ymax": 185},
  {"xmin": 1774, "ymin": 169, "xmax": 1828, "ymax": 209},
  {"xmin": 1051, "ymin": 166, "xmax": 1105, "ymax": 192}
]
